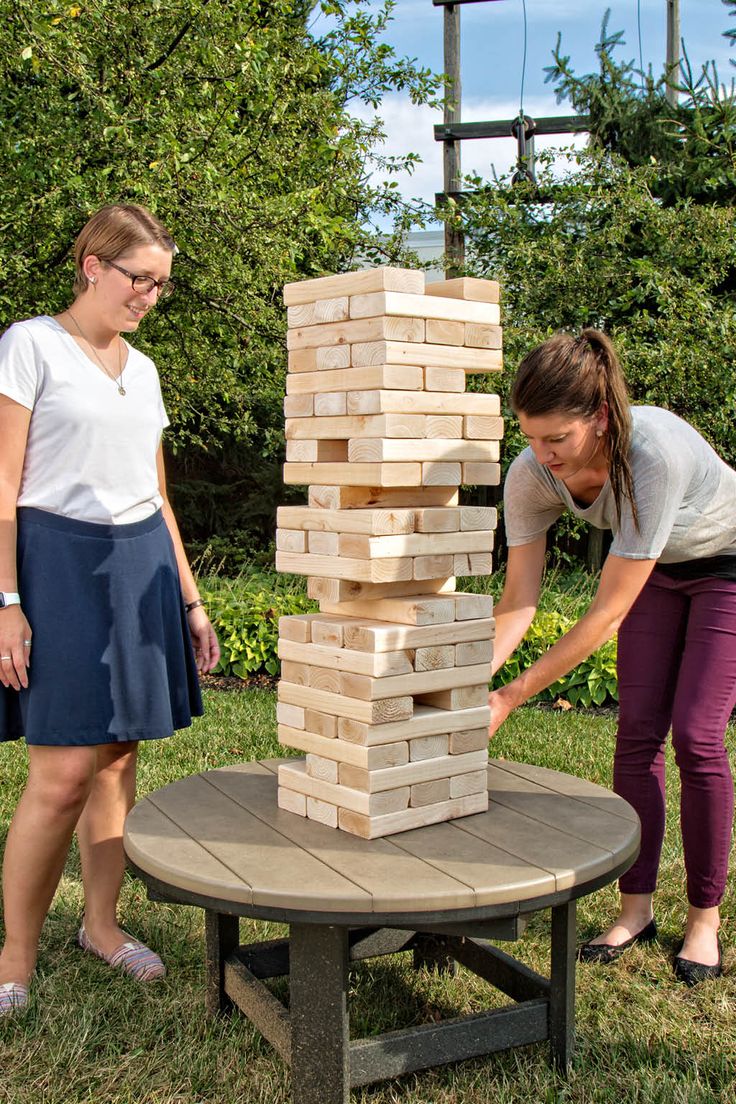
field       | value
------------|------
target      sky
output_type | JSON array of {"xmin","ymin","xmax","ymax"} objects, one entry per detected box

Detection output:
[{"xmin": 314, "ymin": 1, "xmax": 735, "ymax": 225}]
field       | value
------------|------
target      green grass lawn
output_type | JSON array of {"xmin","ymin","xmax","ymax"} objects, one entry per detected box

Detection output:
[{"xmin": 1, "ymin": 690, "xmax": 734, "ymax": 1104}]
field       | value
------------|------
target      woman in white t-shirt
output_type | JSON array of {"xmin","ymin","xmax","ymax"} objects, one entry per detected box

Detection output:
[
  {"xmin": 0, "ymin": 204, "xmax": 220, "ymax": 1014},
  {"xmin": 490, "ymin": 328, "xmax": 736, "ymax": 986}
]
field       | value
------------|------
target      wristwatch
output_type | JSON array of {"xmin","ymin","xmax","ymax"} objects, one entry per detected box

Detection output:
[{"xmin": 0, "ymin": 593, "xmax": 21, "ymax": 609}]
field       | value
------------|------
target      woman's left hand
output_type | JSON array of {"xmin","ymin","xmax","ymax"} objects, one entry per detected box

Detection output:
[
  {"xmin": 187, "ymin": 606, "xmax": 221, "ymax": 673},
  {"xmin": 488, "ymin": 686, "xmax": 516, "ymax": 738}
]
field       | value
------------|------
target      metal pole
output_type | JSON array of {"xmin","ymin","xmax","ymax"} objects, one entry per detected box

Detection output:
[
  {"xmin": 443, "ymin": 4, "xmax": 465, "ymax": 274},
  {"xmin": 665, "ymin": 0, "xmax": 680, "ymax": 106}
]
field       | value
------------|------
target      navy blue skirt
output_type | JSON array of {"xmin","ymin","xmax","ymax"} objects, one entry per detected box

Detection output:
[{"xmin": 0, "ymin": 507, "xmax": 203, "ymax": 746}]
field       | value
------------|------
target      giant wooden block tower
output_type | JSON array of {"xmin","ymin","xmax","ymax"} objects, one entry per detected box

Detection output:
[{"xmin": 274, "ymin": 267, "xmax": 502, "ymax": 838}]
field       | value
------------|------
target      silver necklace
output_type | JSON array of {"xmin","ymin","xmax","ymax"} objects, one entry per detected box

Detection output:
[{"xmin": 65, "ymin": 310, "xmax": 126, "ymax": 396}]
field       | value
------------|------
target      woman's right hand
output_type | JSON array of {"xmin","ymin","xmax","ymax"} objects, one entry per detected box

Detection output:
[{"xmin": 0, "ymin": 605, "xmax": 32, "ymax": 690}]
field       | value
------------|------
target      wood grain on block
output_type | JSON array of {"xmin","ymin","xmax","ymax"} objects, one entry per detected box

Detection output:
[
  {"xmin": 422, "ymin": 461, "xmax": 461, "ymax": 486},
  {"xmin": 287, "ymin": 364, "xmax": 423, "ymax": 395},
  {"xmin": 348, "ymin": 439, "xmax": 499, "ymax": 464},
  {"xmin": 278, "ymin": 680, "xmax": 413, "ymax": 724},
  {"xmin": 276, "ymin": 701, "xmax": 306, "ymax": 729},
  {"xmin": 307, "ymin": 530, "xmax": 340, "ymax": 556},
  {"xmin": 410, "ymin": 733, "xmax": 450, "ymax": 761},
  {"xmin": 313, "ymin": 392, "xmax": 347, "ymax": 417},
  {"xmin": 283, "ymin": 267, "xmax": 424, "ymax": 307},
  {"xmin": 284, "ymin": 440, "xmax": 347, "ymax": 463},
  {"xmin": 449, "ymin": 727, "xmax": 490, "ymax": 754},
  {"xmin": 307, "ymin": 665, "xmax": 342, "ymax": 695},
  {"xmin": 275, "ymin": 528, "xmax": 307, "ymax": 553},
  {"xmin": 343, "ymin": 616, "xmax": 495, "ymax": 654},
  {"xmin": 320, "ymin": 593, "xmax": 456, "ymax": 626},
  {"xmin": 278, "ymin": 614, "xmax": 320, "ymax": 643},
  {"xmin": 411, "ymin": 778, "xmax": 451, "ymax": 807},
  {"xmin": 283, "ymin": 393, "xmax": 314, "ymax": 418},
  {"xmin": 337, "ymin": 704, "xmax": 490, "ymax": 746},
  {"xmin": 348, "ymin": 290, "xmax": 500, "ymax": 325},
  {"xmin": 463, "ymin": 415, "xmax": 504, "ymax": 440},
  {"xmin": 278, "ymin": 639, "xmax": 414, "ymax": 679},
  {"xmin": 337, "ymin": 790, "xmax": 488, "ymax": 839},
  {"xmin": 339, "ymin": 750, "xmax": 487, "ymax": 793},
  {"xmin": 280, "ymin": 659, "xmax": 307, "ymax": 686},
  {"xmin": 461, "ymin": 462, "xmax": 501, "ymax": 485},
  {"xmin": 288, "ymin": 345, "xmax": 351, "ymax": 373},
  {"xmin": 425, "ymin": 277, "xmax": 500, "ymax": 304},
  {"xmin": 309, "ymin": 576, "xmax": 455, "ymax": 604},
  {"xmin": 306, "ymin": 753, "xmax": 339, "ymax": 783},
  {"xmin": 276, "ymin": 550, "xmax": 413, "ymax": 583},
  {"xmin": 464, "ymin": 323, "xmax": 503, "ymax": 350},
  {"xmin": 337, "ymin": 528, "xmax": 493, "ymax": 560},
  {"xmin": 277, "ymin": 787, "xmax": 307, "ymax": 816},
  {"xmin": 306, "ymin": 796, "xmax": 339, "ymax": 827},
  {"xmin": 304, "ymin": 709, "xmax": 338, "ymax": 739},
  {"xmin": 286, "ymin": 315, "xmax": 424, "ymax": 351},
  {"xmin": 287, "ymin": 297, "xmax": 349, "ymax": 328},
  {"xmin": 413, "ymin": 553, "xmax": 454, "ymax": 580},
  {"xmin": 460, "ymin": 506, "xmax": 498, "ymax": 531},
  {"xmin": 287, "ymin": 414, "xmax": 425, "ymax": 440},
  {"xmin": 455, "ymin": 639, "xmax": 493, "ymax": 667},
  {"xmin": 417, "ymin": 685, "xmax": 489, "ymax": 710},
  {"xmin": 414, "ymin": 506, "xmax": 460, "ymax": 533},
  {"xmin": 426, "ymin": 415, "xmax": 463, "ymax": 439},
  {"xmin": 278, "ymin": 725, "xmax": 409, "ymax": 770},
  {"xmin": 347, "ymin": 390, "xmax": 501, "ymax": 417},
  {"xmin": 339, "ymin": 662, "xmax": 492, "ymax": 702},
  {"xmin": 454, "ymin": 551, "xmax": 493, "ymax": 577},
  {"xmin": 450, "ymin": 769, "xmax": 488, "ymax": 798},
  {"xmin": 413, "ymin": 645, "xmax": 455, "ymax": 672},
  {"xmin": 277, "ymin": 505, "xmax": 416, "ymax": 536},
  {"xmin": 425, "ymin": 319, "xmax": 466, "ymax": 346},
  {"xmin": 454, "ymin": 593, "xmax": 494, "ymax": 620},
  {"xmin": 351, "ymin": 341, "xmax": 502, "ymax": 373},
  {"xmin": 309, "ymin": 619, "xmax": 344, "ymax": 648},
  {"xmin": 424, "ymin": 366, "xmax": 466, "ymax": 392},
  {"xmin": 283, "ymin": 462, "xmax": 422, "ymax": 488},
  {"xmin": 308, "ymin": 484, "xmax": 458, "ymax": 510},
  {"xmin": 278, "ymin": 760, "xmax": 409, "ymax": 816}
]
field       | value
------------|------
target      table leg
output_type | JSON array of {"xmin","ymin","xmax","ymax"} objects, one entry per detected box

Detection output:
[
  {"xmin": 549, "ymin": 900, "xmax": 576, "ymax": 1069},
  {"xmin": 205, "ymin": 911, "xmax": 240, "ymax": 1017},
  {"xmin": 289, "ymin": 923, "xmax": 349, "ymax": 1104},
  {"xmin": 412, "ymin": 933, "xmax": 458, "ymax": 976}
]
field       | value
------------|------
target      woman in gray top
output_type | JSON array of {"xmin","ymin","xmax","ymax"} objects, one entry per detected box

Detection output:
[{"xmin": 490, "ymin": 328, "xmax": 736, "ymax": 985}]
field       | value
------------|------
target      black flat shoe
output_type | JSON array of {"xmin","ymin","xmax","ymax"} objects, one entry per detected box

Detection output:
[
  {"xmin": 577, "ymin": 918, "xmax": 658, "ymax": 964},
  {"xmin": 673, "ymin": 938, "xmax": 723, "ymax": 986}
]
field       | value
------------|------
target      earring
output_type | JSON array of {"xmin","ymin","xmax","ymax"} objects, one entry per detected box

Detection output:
[
  {"xmin": 596, "ymin": 430, "xmax": 603, "ymax": 437},
  {"xmin": 90, "ymin": 277, "xmax": 97, "ymax": 285}
]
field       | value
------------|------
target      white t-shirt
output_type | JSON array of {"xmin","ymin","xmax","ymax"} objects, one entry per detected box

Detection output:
[
  {"xmin": 0, "ymin": 316, "xmax": 169, "ymax": 524},
  {"xmin": 504, "ymin": 406, "xmax": 736, "ymax": 563}
]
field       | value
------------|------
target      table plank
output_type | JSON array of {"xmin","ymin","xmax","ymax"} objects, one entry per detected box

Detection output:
[{"xmin": 497, "ymin": 760, "xmax": 639, "ymax": 823}]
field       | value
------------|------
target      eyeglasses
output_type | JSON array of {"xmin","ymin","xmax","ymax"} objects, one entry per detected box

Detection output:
[{"xmin": 105, "ymin": 259, "xmax": 175, "ymax": 299}]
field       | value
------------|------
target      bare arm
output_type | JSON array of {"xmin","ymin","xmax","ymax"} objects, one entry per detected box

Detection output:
[
  {"xmin": 0, "ymin": 396, "xmax": 33, "ymax": 690},
  {"xmin": 157, "ymin": 445, "xmax": 220, "ymax": 673},
  {"xmin": 491, "ymin": 537, "xmax": 547, "ymax": 676}
]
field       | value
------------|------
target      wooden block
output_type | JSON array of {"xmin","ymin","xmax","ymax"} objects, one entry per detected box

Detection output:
[
  {"xmin": 454, "ymin": 593, "xmax": 494, "ymax": 620},
  {"xmin": 426, "ymin": 415, "xmax": 463, "ymax": 439},
  {"xmin": 278, "ymin": 725, "xmax": 409, "ymax": 770},
  {"xmin": 337, "ymin": 529, "xmax": 492, "ymax": 560},
  {"xmin": 411, "ymin": 778, "xmax": 451, "ymax": 807},
  {"xmin": 422, "ymin": 462, "xmax": 461, "ymax": 486},
  {"xmin": 277, "ymin": 786, "xmax": 307, "ymax": 816},
  {"xmin": 424, "ymin": 366, "xmax": 466, "ymax": 392},
  {"xmin": 275, "ymin": 528, "xmax": 307, "ymax": 553},
  {"xmin": 347, "ymin": 390, "xmax": 501, "ymax": 417},
  {"xmin": 349, "ymin": 290, "xmax": 499, "ymax": 325},
  {"xmin": 278, "ymin": 639, "xmax": 414, "ymax": 678},
  {"xmin": 320, "ymin": 593, "xmax": 456, "ymax": 626},
  {"xmin": 414, "ymin": 507, "xmax": 460, "ymax": 533},
  {"xmin": 454, "ymin": 552, "xmax": 493, "ymax": 576},
  {"xmin": 307, "ymin": 530, "xmax": 340, "ymax": 556},
  {"xmin": 425, "ymin": 319, "xmax": 465, "ymax": 346},
  {"xmin": 278, "ymin": 680, "xmax": 413, "ymax": 725},
  {"xmin": 343, "ymin": 617, "xmax": 495, "ymax": 654},
  {"xmin": 310, "ymin": 619, "xmax": 344, "ymax": 647},
  {"xmin": 338, "ymin": 704, "xmax": 490, "ymax": 746},
  {"xmin": 283, "ymin": 267, "xmax": 425, "ymax": 307},
  {"xmin": 464, "ymin": 323, "xmax": 503, "ymax": 349},
  {"xmin": 304, "ymin": 709, "xmax": 338, "ymax": 739},
  {"xmin": 286, "ymin": 414, "xmax": 425, "ymax": 440},
  {"xmin": 285, "ymin": 440, "xmax": 348, "ymax": 463},
  {"xmin": 287, "ymin": 364, "xmax": 423, "ymax": 395},
  {"xmin": 313, "ymin": 392, "xmax": 347, "ymax": 417},
  {"xmin": 306, "ymin": 753, "xmax": 339, "ymax": 784},
  {"xmin": 450, "ymin": 769, "xmax": 488, "ymax": 798},
  {"xmin": 283, "ymin": 393, "xmax": 314, "ymax": 418},
  {"xmin": 460, "ymin": 506, "xmax": 497, "ymax": 531},
  {"xmin": 352, "ymin": 341, "xmax": 502, "ymax": 374},
  {"xmin": 339, "ymin": 663, "xmax": 492, "ymax": 703},
  {"xmin": 425, "ymin": 277, "xmax": 500, "ymax": 304},
  {"xmin": 464, "ymin": 415, "xmax": 504, "ymax": 440},
  {"xmin": 417, "ymin": 686, "xmax": 489, "ymax": 710},
  {"xmin": 413, "ymin": 554, "xmax": 454, "ymax": 580},
  {"xmin": 310, "ymin": 576, "xmax": 455, "ymax": 604},
  {"xmin": 348, "ymin": 440, "xmax": 498, "ymax": 464},
  {"xmin": 279, "ymin": 760, "xmax": 409, "ymax": 816},
  {"xmin": 280, "ymin": 659, "xmax": 307, "ymax": 685},
  {"xmin": 449, "ymin": 727, "xmax": 489, "ymax": 754},
  {"xmin": 455, "ymin": 639, "xmax": 493, "ymax": 666},
  {"xmin": 277, "ymin": 550, "xmax": 414, "ymax": 582},
  {"xmin": 308, "ymin": 665, "xmax": 342, "ymax": 694},
  {"xmin": 409, "ymin": 733, "xmax": 450, "ymax": 761},
  {"xmin": 337, "ymin": 791, "xmax": 487, "ymax": 838},
  {"xmin": 308, "ymin": 485, "xmax": 457, "ymax": 510},
  {"xmin": 283, "ymin": 462, "xmax": 422, "ymax": 488},
  {"xmin": 278, "ymin": 614, "xmax": 320, "ymax": 644},
  {"xmin": 414, "ymin": 645, "xmax": 455, "ymax": 672},
  {"xmin": 286, "ymin": 316, "xmax": 424, "ymax": 351},
  {"xmin": 288, "ymin": 345, "xmax": 351, "ymax": 372},
  {"xmin": 338, "ymin": 750, "xmax": 487, "ymax": 793},
  {"xmin": 306, "ymin": 796, "xmax": 339, "ymax": 827},
  {"xmin": 276, "ymin": 701, "xmax": 306, "ymax": 729},
  {"xmin": 461, "ymin": 462, "xmax": 501, "ymax": 485},
  {"xmin": 287, "ymin": 297, "xmax": 349, "ymax": 328},
  {"xmin": 277, "ymin": 505, "xmax": 416, "ymax": 536}
]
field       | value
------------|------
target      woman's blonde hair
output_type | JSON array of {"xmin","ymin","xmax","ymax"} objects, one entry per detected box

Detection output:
[
  {"xmin": 511, "ymin": 328, "xmax": 638, "ymax": 528},
  {"xmin": 73, "ymin": 204, "xmax": 176, "ymax": 296}
]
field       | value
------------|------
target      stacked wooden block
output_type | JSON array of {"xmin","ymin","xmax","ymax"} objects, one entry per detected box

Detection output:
[{"xmin": 275, "ymin": 267, "xmax": 503, "ymax": 838}]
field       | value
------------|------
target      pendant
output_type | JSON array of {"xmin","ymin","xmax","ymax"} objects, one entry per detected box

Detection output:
[{"xmin": 118, "ymin": 386, "xmax": 126, "ymax": 396}]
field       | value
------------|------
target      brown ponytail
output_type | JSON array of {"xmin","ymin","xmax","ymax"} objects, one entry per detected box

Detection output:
[{"xmin": 511, "ymin": 328, "xmax": 639, "ymax": 529}]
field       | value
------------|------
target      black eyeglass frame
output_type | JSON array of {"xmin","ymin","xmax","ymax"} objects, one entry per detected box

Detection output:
[{"xmin": 104, "ymin": 259, "xmax": 175, "ymax": 298}]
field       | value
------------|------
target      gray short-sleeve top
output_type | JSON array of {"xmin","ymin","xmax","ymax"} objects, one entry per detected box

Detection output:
[{"xmin": 504, "ymin": 406, "xmax": 736, "ymax": 563}]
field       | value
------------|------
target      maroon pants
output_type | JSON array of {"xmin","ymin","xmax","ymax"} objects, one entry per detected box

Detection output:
[{"xmin": 614, "ymin": 571, "xmax": 736, "ymax": 909}]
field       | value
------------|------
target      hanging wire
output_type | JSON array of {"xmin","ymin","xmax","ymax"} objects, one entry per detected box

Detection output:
[
  {"xmin": 636, "ymin": 0, "xmax": 645, "ymax": 92},
  {"xmin": 519, "ymin": 0, "xmax": 528, "ymax": 114}
]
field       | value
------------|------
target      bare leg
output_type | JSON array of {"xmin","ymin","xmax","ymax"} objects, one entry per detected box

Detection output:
[
  {"xmin": 76, "ymin": 741, "xmax": 139, "ymax": 957},
  {"xmin": 678, "ymin": 905, "xmax": 720, "ymax": 966},
  {"xmin": 0, "ymin": 746, "xmax": 97, "ymax": 987},
  {"xmin": 587, "ymin": 892, "xmax": 654, "ymax": 947}
]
